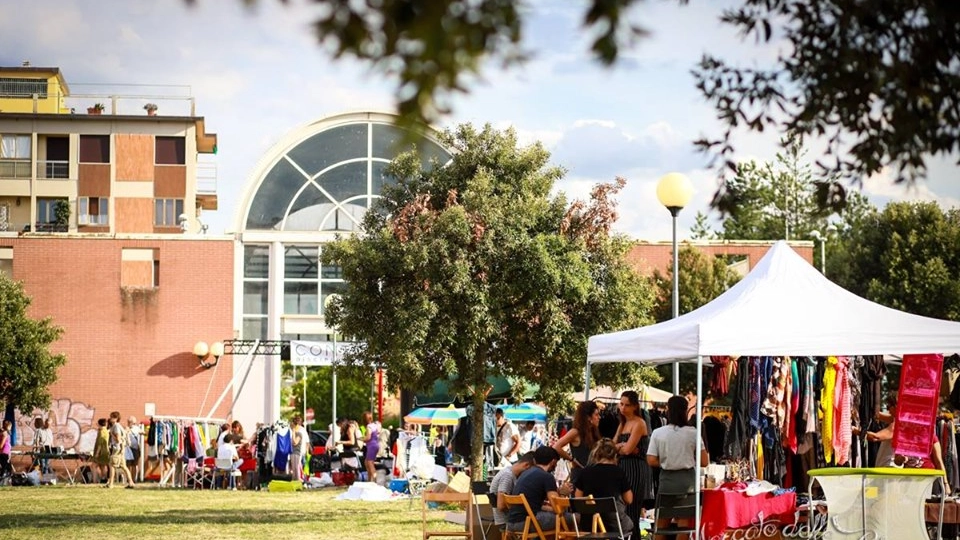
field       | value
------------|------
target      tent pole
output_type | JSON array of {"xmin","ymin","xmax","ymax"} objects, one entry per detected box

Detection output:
[
  {"xmin": 695, "ymin": 355, "xmax": 703, "ymax": 539},
  {"xmin": 584, "ymin": 362, "xmax": 592, "ymax": 400}
]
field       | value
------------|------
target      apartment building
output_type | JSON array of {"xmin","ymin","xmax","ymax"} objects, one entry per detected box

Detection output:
[{"xmin": 0, "ymin": 65, "xmax": 233, "ymax": 452}]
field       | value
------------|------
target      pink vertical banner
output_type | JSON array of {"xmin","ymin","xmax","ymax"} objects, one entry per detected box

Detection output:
[{"xmin": 893, "ymin": 353, "xmax": 944, "ymax": 458}]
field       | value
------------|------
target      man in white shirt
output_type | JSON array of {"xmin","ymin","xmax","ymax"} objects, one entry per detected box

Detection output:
[
  {"xmin": 217, "ymin": 434, "xmax": 242, "ymax": 469},
  {"xmin": 517, "ymin": 421, "xmax": 543, "ymax": 455},
  {"xmin": 495, "ymin": 409, "xmax": 520, "ymax": 467}
]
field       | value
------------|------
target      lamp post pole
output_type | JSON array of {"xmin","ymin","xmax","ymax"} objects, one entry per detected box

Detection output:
[
  {"xmin": 669, "ymin": 207, "xmax": 681, "ymax": 394},
  {"xmin": 326, "ymin": 294, "xmax": 341, "ymax": 435},
  {"xmin": 656, "ymin": 173, "xmax": 694, "ymax": 396},
  {"xmin": 332, "ymin": 332, "xmax": 337, "ymax": 431}
]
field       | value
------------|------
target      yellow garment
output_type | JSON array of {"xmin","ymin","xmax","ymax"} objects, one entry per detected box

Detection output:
[
  {"xmin": 821, "ymin": 356, "xmax": 838, "ymax": 464},
  {"xmin": 754, "ymin": 433, "xmax": 764, "ymax": 480}
]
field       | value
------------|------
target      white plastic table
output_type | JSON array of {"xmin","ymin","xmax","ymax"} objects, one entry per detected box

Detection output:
[{"xmin": 808, "ymin": 467, "xmax": 945, "ymax": 540}]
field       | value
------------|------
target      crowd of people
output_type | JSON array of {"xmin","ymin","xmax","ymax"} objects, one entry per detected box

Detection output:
[
  {"xmin": 325, "ymin": 412, "xmax": 387, "ymax": 483},
  {"xmin": 482, "ymin": 392, "xmax": 706, "ymax": 540}
]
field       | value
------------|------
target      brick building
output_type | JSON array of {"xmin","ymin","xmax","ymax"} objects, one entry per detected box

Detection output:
[
  {"xmin": 0, "ymin": 66, "xmax": 229, "ymax": 451},
  {"xmin": 626, "ymin": 240, "xmax": 815, "ymax": 278}
]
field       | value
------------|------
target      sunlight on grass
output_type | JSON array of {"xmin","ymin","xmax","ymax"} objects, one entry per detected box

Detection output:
[{"xmin": 0, "ymin": 486, "xmax": 457, "ymax": 540}]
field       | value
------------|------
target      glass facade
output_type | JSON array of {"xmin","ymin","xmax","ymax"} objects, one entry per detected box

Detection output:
[{"xmin": 239, "ymin": 114, "xmax": 450, "ymax": 340}]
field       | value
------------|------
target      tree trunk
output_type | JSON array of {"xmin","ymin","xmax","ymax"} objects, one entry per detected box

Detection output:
[{"xmin": 470, "ymin": 384, "xmax": 486, "ymax": 482}]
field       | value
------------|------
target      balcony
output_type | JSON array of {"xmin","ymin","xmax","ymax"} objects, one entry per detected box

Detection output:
[
  {"xmin": 36, "ymin": 160, "xmax": 69, "ymax": 180},
  {"xmin": 196, "ymin": 160, "xmax": 218, "ymax": 210},
  {"xmin": 0, "ymin": 159, "xmax": 31, "ymax": 179}
]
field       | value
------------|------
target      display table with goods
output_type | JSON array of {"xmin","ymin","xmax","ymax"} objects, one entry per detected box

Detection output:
[{"xmin": 699, "ymin": 485, "xmax": 797, "ymax": 540}]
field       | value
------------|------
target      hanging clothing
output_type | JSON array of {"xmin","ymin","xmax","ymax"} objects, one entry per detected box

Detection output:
[
  {"xmin": 710, "ymin": 356, "xmax": 732, "ymax": 397},
  {"xmin": 821, "ymin": 356, "xmax": 838, "ymax": 464},
  {"xmin": 273, "ymin": 427, "xmax": 292, "ymax": 472},
  {"xmin": 724, "ymin": 356, "xmax": 751, "ymax": 460},
  {"xmin": 832, "ymin": 356, "xmax": 852, "ymax": 465}
]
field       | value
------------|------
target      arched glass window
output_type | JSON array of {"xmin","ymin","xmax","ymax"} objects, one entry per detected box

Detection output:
[
  {"xmin": 237, "ymin": 114, "xmax": 451, "ymax": 340},
  {"xmin": 244, "ymin": 120, "xmax": 449, "ymax": 232}
]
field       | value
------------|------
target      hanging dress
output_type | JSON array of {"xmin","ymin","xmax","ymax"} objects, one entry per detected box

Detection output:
[{"xmin": 273, "ymin": 427, "xmax": 292, "ymax": 472}]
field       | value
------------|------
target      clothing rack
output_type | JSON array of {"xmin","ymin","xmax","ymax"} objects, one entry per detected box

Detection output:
[{"xmin": 148, "ymin": 415, "xmax": 226, "ymax": 487}]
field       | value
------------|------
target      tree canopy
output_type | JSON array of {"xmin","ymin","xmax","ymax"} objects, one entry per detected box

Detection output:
[
  {"xmin": 321, "ymin": 124, "xmax": 656, "ymax": 476},
  {"xmin": 828, "ymin": 201, "xmax": 960, "ymax": 321},
  {"xmin": 0, "ymin": 275, "xmax": 67, "ymax": 413},
  {"xmin": 697, "ymin": 1, "xmax": 960, "ymax": 213},
  {"xmin": 213, "ymin": 0, "xmax": 959, "ymax": 209},
  {"xmin": 693, "ymin": 139, "xmax": 835, "ymax": 256}
]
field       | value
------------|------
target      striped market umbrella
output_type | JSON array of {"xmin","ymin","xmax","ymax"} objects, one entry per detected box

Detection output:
[
  {"xmin": 501, "ymin": 403, "xmax": 547, "ymax": 423},
  {"xmin": 404, "ymin": 405, "xmax": 466, "ymax": 426}
]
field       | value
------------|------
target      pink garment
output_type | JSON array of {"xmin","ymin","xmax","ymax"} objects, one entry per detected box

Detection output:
[
  {"xmin": 782, "ymin": 357, "xmax": 798, "ymax": 453},
  {"xmin": 833, "ymin": 356, "xmax": 852, "ymax": 465}
]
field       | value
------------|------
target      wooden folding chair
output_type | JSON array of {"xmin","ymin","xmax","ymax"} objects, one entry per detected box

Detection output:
[
  {"xmin": 502, "ymin": 493, "xmax": 556, "ymax": 540},
  {"xmin": 422, "ymin": 490, "xmax": 474, "ymax": 540},
  {"xmin": 550, "ymin": 495, "xmax": 579, "ymax": 540}
]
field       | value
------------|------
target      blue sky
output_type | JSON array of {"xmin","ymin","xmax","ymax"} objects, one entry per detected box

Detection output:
[{"xmin": 2, "ymin": 0, "xmax": 957, "ymax": 239}]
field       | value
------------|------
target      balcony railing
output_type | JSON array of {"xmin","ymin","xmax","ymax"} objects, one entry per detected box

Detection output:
[
  {"xmin": 36, "ymin": 160, "xmax": 69, "ymax": 180},
  {"xmin": 0, "ymin": 159, "xmax": 31, "ymax": 179},
  {"xmin": 197, "ymin": 161, "xmax": 217, "ymax": 194}
]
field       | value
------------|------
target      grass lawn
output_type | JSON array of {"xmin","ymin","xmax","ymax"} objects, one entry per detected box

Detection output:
[{"xmin": 0, "ymin": 484, "xmax": 462, "ymax": 540}]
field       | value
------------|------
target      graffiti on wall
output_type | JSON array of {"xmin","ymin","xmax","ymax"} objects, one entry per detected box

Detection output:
[{"xmin": 15, "ymin": 398, "xmax": 98, "ymax": 453}]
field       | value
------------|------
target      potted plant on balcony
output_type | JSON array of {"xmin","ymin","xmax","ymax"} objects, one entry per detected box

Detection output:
[
  {"xmin": 143, "ymin": 103, "xmax": 158, "ymax": 116},
  {"xmin": 53, "ymin": 199, "xmax": 70, "ymax": 232},
  {"xmin": 87, "ymin": 103, "xmax": 105, "ymax": 115}
]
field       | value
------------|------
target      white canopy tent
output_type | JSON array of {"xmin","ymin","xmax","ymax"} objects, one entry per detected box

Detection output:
[
  {"xmin": 588, "ymin": 241, "xmax": 960, "ymax": 364},
  {"xmin": 585, "ymin": 240, "xmax": 960, "ymax": 536}
]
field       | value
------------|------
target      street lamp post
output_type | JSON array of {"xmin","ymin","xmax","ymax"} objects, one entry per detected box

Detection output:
[
  {"xmin": 325, "ymin": 294, "xmax": 341, "ymax": 436},
  {"xmin": 656, "ymin": 172, "xmax": 694, "ymax": 395},
  {"xmin": 809, "ymin": 224, "xmax": 836, "ymax": 276}
]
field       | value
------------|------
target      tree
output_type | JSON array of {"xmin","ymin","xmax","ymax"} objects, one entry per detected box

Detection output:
[
  {"xmin": 321, "ymin": 124, "xmax": 657, "ymax": 478},
  {"xmin": 696, "ymin": 1, "xmax": 960, "ymax": 212},
  {"xmin": 0, "ymin": 275, "xmax": 67, "ymax": 412},
  {"xmin": 650, "ymin": 245, "xmax": 741, "ymax": 394},
  {"xmin": 702, "ymin": 139, "xmax": 834, "ymax": 243},
  {"xmin": 829, "ymin": 201, "xmax": 960, "ymax": 321},
  {"xmin": 213, "ymin": 1, "xmax": 958, "ymax": 207},
  {"xmin": 287, "ymin": 366, "xmax": 376, "ymax": 429}
]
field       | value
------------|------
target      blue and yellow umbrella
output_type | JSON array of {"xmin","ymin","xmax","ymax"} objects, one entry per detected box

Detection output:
[{"xmin": 404, "ymin": 404, "xmax": 466, "ymax": 426}]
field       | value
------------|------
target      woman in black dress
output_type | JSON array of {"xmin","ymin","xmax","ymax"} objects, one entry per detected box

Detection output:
[
  {"xmin": 614, "ymin": 390, "xmax": 653, "ymax": 537},
  {"xmin": 552, "ymin": 400, "xmax": 602, "ymax": 484}
]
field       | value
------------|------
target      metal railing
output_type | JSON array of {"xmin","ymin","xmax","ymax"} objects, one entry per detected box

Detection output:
[
  {"xmin": 0, "ymin": 159, "xmax": 31, "ymax": 179},
  {"xmin": 1, "ymin": 84, "xmax": 197, "ymax": 117},
  {"xmin": 197, "ymin": 161, "xmax": 218, "ymax": 194},
  {"xmin": 36, "ymin": 160, "xmax": 69, "ymax": 179}
]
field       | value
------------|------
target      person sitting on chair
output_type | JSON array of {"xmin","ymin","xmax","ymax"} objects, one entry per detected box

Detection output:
[
  {"xmin": 490, "ymin": 451, "xmax": 535, "ymax": 531},
  {"xmin": 505, "ymin": 446, "xmax": 569, "ymax": 534},
  {"xmin": 574, "ymin": 438, "xmax": 634, "ymax": 534},
  {"xmin": 217, "ymin": 434, "xmax": 242, "ymax": 488}
]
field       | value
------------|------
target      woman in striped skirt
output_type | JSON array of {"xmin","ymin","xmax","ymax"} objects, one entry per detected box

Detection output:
[{"xmin": 614, "ymin": 390, "xmax": 654, "ymax": 538}]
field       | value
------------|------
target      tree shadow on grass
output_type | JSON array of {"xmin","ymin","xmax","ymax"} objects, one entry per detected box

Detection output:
[{"xmin": 2, "ymin": 505, "xmax": 424, "ymax": 530}]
